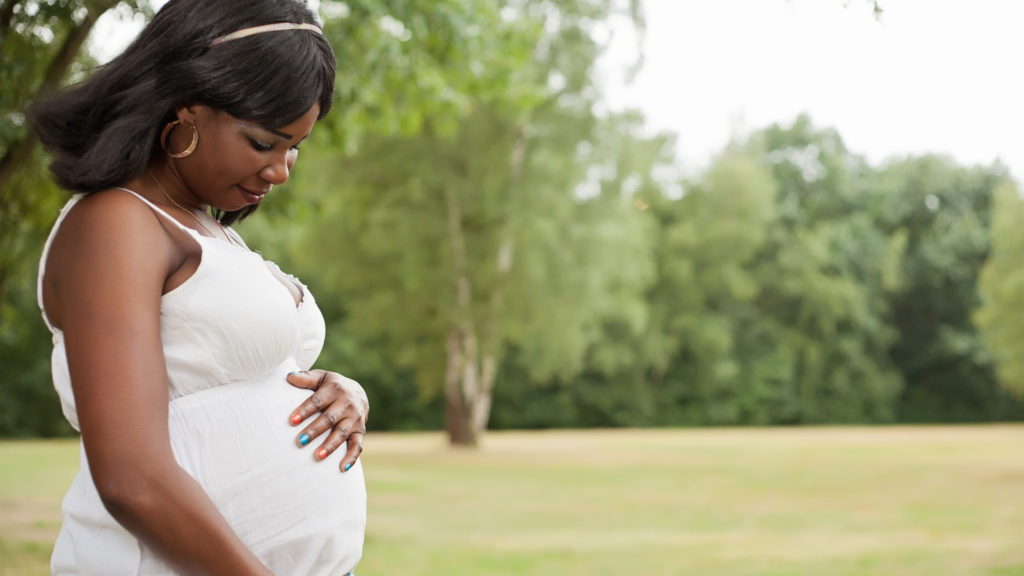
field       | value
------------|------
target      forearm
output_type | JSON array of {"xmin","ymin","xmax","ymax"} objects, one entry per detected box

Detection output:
[{"xmin": 98, "ymin": 460, "xmax": 271, "ymax": 576}]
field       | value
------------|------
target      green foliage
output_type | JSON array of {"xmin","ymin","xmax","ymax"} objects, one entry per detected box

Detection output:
[
  {"xmin": 643, "ymin": 147, "xmax": 778, "ymax": 424},
  {"xmin": 2, "ymin": 0, "xmax": 1022, "ymax": 437},
  {"xmin": 634, "ymin": 117, "xmax": 907, "ymax": 426},
  {"xmin": 1, "ymin": 0, "xmax": 152, "ymax": 437},
  {"xmin": 0, "ymin": 161, "xmax": 71, "ymax": 437},
  {"xmin": 748, "ymin": 118, "xmax": 904, "ymax": 423},
  {"xmin": 976, "ymin": 180, "xmax": 1024, "ymax": 399},
  {"xmin": 246, "ymin": 0, "xmax": 654, "ymax": 441},
  {"xmin": 876, "ymin": 156, "xmax": 1023, "ymax": 420}
]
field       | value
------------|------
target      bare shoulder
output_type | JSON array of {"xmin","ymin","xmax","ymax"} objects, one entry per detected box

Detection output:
[
  {"xmin": 44, "ymin": 189, "xmax": 178, "ymax": 328},
  {"xmin": 50, "ymin": 189, "xmax": 177, "ymax": 275},
  {"xmin": 59, "ymin": 188, "xmax": 164, "ymax": 237}
]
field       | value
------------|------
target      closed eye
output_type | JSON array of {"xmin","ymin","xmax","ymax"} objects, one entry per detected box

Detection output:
[{"xmin": 248, "ymin": 137, "xmax": 273, "ymax": 152}]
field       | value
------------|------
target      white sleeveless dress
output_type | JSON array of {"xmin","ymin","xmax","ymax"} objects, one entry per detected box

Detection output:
[{"xmin": 38, "ymin": 190, "xmax": 366, "ymax": 575}]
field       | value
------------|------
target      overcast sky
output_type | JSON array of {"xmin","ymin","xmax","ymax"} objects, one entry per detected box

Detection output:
[
  {"xmin": 597, "ymin": 0, "xmax": 1024, "ymax": 180},
  {"xmin": 94, "ymin": 0, "xmax": 1024, "ymax": 181}
]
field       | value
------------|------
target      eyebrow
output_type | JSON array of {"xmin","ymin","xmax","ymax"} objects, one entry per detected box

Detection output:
[
  {"xmin": 266, "ymin": 127, "xmax": 293, "ymax": 139},
  {"xmin": 239, "ymin": 122, "xmax": 304, "ymax": 141}
]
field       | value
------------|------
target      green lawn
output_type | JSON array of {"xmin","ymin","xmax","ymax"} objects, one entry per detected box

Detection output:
[{"xmin": 2, "ymin": 426, "xmax": 1023, "ymax": 575}]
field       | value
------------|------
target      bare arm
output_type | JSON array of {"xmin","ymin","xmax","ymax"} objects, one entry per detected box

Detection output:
[{"xmin": 47, "ymin": 191, "xmax": 271, "ymax": 576}]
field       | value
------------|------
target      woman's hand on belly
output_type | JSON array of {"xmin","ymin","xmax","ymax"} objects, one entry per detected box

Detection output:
[{"xmin": 286, "ymin": 369, "xmax": 369, "ymax": 473}]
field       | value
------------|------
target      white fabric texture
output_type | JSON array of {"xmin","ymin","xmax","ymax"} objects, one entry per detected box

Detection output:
[{"xmin": 38, "ymin": 190, "xmax": 365, "ymax": 575}]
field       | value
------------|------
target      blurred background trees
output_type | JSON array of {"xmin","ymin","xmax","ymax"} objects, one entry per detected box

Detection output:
[
  {"xmin": 1, "ymin": 0, "xmax": 151, "ymax": 436},
  {"xmin": 2, "ymin": 0, "xmax": 1022, "ymax": 443}
]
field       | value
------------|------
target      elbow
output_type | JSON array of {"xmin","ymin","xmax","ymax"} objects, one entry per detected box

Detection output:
[
  {"xmin": 93, "ymin": 469, "xmax": 163, "ymax": 522},
  {"xmin": 84, "ymin": 441, "xmax": 181, "ymax": 523}
]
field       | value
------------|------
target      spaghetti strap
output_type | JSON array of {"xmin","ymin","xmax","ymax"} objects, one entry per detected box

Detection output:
[
  {"xmin": 223, "ymin": 225, "xmax": 250, "ymax": 250},
  {"xmin": 111, "ymin": 186, "xmax": 198, "ymax": 236},
  {"xmin": 37, "ymin": 194, "xmax": 85, "ymax": 333},
  {"xmin": 36, "ymin": 187, "xmax": 202, "ymax": 334}
]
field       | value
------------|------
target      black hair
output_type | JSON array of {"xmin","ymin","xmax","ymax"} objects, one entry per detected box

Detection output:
[{"xmin": 30, "ymin": 0, "xmax": 335, "ymax": 225}]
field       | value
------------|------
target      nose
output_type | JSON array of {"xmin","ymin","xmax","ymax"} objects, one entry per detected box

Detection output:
[{"xmin": 260, "ymin": 151, "xmax": 293, "ymax": 185}]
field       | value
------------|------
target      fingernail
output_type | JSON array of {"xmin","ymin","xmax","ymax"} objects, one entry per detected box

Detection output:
[
  {"xmin": 344, "ymin": 462, "xmax": 352, "ymax": 472},
  {"xmin": 317, "ymin": 448, "xmax": 328, "ymax": 460},
  {"xmin": 290, "ymin": 413, "xmax": 302, "ymax": 425},
  {"xmin": 287, "ymin": 371, "xmax": 300, "ymax": 377},
  {"xmin": 299, "ymin": 433, "xmax": 310, "ymax": 446}
]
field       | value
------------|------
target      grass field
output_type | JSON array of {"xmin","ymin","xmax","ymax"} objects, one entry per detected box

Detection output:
[{"xmin": 1, "ymin": 426, "xmax": 1023, "ymax": 575}]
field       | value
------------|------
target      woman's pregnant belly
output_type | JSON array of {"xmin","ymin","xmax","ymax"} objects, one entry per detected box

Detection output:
[{"xmin": 165, "ymin": 359, "xmax": 366, "ymax": 575}]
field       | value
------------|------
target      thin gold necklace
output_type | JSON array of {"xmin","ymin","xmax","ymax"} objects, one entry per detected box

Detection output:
[{"xmin": 148, "ymin": 169, "xmax": 234, "ymax": 244}]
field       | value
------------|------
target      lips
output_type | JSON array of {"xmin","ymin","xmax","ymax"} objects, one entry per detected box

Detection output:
[{"xmin": 238, "ymin": 185, "xmax": 270, "ymax": 204}]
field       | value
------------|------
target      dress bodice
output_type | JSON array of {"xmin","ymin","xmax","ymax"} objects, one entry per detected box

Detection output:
[{"xmin": 38, "ymin": 189, "xmax": 326, "ymax": 429}]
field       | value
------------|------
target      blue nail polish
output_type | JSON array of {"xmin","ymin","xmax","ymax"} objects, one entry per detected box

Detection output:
[
  {"xmin": 287, "ymin": 371, "xmax": 299, "ymax": 376},
  {"xmin": 344, "ymin": 462, "xmax": 352, "ymax": 472},
  {"xmin": 299, "ymin": 433, "xmax": 310, "ymax": 446}
]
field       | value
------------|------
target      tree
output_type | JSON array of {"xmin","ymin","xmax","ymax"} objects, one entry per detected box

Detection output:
[
  {"xmin": 1, "ymin": 0, "xmax": 150, "ymax": 306},
  {"xmin": 648, "ymin": 117, "xmax": 905, "ymax": 425},
  {"xmin": 642, "ymin": 146, "xmax": 778, "ymax": 424},
  {"xmin": 976, "ymin": 181, "xmax": 1024, "ymax": 398},
  {"xmin": 874, "ymin": 156, "xmax": 1021, "ymax": 420},
  {"xmin": 2, "ymin": 0, "xmax": 582, "ymax": 437},
  {"xmin": 745, "ymin": 117, "xmax": 904, "ymax": 423},
  {"xmin": 0, "ymin": 0, "xmax": 152, "ymax": 436},
  {"xmin": 246, "ymin": 0, "xmax": 646, "ymax": 445}
]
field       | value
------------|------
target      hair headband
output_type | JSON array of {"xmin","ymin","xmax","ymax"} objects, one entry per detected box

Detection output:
[{"xmin": 211, "ymin": 22, "xmax": 323, "ymax": 46}]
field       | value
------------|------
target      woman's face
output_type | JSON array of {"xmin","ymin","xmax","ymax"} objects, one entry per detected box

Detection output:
[{"xmin": 168, "ymin": 102, "xmax": 321, "ymax": 212}]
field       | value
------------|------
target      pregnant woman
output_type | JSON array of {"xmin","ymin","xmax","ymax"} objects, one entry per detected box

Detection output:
[{"xmin": 31, "ymin": 0, "xmax": 367, "ymax": 573}]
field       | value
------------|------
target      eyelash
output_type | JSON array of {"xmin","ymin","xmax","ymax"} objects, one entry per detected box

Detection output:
[
  {"xmin": 248, "ymin": 138, "xmax": 302, "ymax": 152},
  {"xmin": 248, "ymin": 138, "xmax": 273, "ymax": 152}
]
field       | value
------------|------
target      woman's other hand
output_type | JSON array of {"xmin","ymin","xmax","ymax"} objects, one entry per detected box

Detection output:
[{"xmin": 286, "ymin": 370, "xmax": 368, "ymax": 472}]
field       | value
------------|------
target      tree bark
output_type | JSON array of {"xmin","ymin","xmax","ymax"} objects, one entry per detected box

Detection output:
[
  {"xmin": 444, "ymin": 327, "xmax": 477, "ymax": 446},
  {"xmin": 473, "ymin": 125, "xmax": 528, "ymax": 433},
  {"xmin": 440, "ymin": 122, "xmax": 530, "ymax": 444},
  {"xmin": 442, "ymin": 166, "xmax": 482, "ymax": 446}
]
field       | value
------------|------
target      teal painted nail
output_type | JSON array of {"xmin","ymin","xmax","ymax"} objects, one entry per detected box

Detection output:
[
  {"xmin": 299, "ymin": 433, "xmax": 310, "ymax": 446},
  {"xmin": 344, "ymin": 462, "xmax": 352, "ymax": 472}
]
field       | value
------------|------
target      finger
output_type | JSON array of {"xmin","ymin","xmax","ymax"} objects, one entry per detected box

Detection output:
[
  {"xmin": 295, "ymin": 406, "xmax": 342, "ymax": 448},
  {"xmin": 340, "ymin": 432, "xmax": 365, "ymax": 473},
  {"xmin": 286, "ymin": 369, "xmax": 323, "ymax": 391},
  {"xmin": 313, "ymin": 422, "xmax": 353, "ymax": 462},
  {"xmin": 286, "ymin": 372, "xmax": 330, "ymax": 426}
]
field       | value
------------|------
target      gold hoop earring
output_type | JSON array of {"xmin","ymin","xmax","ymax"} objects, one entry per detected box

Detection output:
[{"xmin": 161, "ymin": 120, "xmax": 198, "ymax": 158}]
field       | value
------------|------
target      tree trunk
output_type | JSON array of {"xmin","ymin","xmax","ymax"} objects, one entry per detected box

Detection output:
[
  {"xmin": 473, "ymin": 126, "xmax": 527, "ymax": 433},
  {"xmin": 442, "ymin": 173, "xmax": 484, "ymax": 446},
  {"xmin": 439, "ymin": 121, "xmax": 529, "ymax": 445},
  {"xmin": 441, "ymin": 124, "xmax": 530, "ymax": 443},
  {"xmin": 444, "ymin": 327, "xmax": 478, "ymax": 446}
]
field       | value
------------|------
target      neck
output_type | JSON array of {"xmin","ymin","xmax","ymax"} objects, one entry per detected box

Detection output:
[
  {"xmin": 143, "ymin": 164, "xmax": 237, "ymax": 245},
  {"xmin": 149, "ymin": 161, "xmax": 206, "ymax": 212}
]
